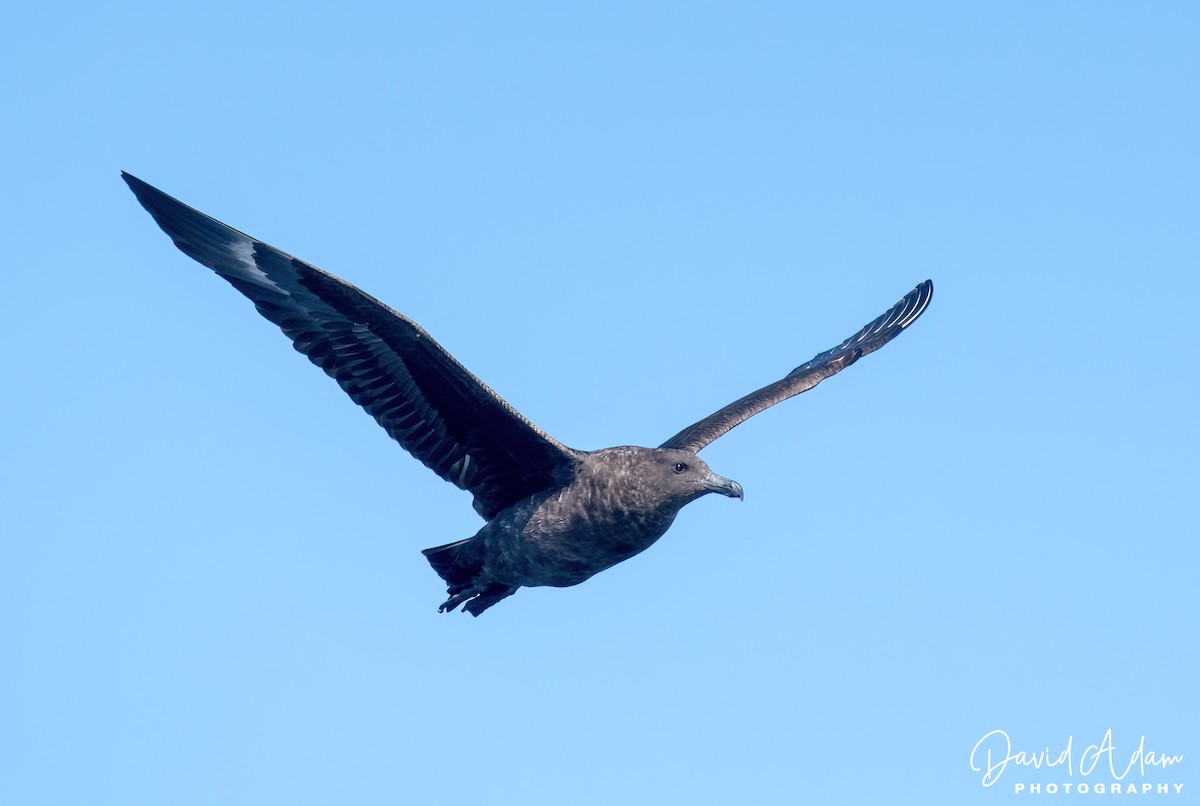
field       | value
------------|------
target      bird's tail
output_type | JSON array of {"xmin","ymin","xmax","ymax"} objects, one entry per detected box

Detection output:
[
  {"xmin": 421, "ymin": 538, "xmax": 483, "ymax": 591},
  {"xmin": 422, "ymin": 538, "xmax": 516, "ymax": 616}
]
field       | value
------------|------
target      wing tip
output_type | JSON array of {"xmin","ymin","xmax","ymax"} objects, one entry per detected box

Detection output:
[
  {"xmin": 899, "ymin": 278, "xmax": 934, "ymax": 330},
  {"xmin": 121, "ymin": 170, "xmax": 150, "ymax": 197},
  {"xmin": 121, "ymin": 170, "xmax": 175, "ymax": 217}
]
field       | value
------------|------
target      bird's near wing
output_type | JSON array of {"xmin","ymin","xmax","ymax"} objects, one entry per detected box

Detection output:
[
  {"xmin": 123, "ymin": 173, "xmax": 578, "ymax": 519},
  {"xmin": 659, "ymin": 280, "xmax": 933, "ymax": 453}
]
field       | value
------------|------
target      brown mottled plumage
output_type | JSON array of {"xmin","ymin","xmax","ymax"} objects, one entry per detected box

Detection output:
[{"xmin": 123, "ymin": 172, "xmax": 932, "ymax": 616}]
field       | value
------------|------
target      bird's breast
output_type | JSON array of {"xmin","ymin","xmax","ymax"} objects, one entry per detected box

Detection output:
[{"xmin": 482, "ymin": 482, "xmax": 680, "ymax": 589}]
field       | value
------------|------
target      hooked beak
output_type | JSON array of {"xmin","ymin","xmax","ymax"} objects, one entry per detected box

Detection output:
[{"xmin": 705, "ymin": 472, "xmax": 744, "ymax": 501}]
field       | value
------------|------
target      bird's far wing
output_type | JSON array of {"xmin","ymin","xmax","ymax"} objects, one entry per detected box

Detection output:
[
  {"xmin": 659, "ymin": 280, "xmax": 933, "ymax": 453},
  {"xmin": 123, "ymin": 173, "xmax": 578, "ymax": 519}
]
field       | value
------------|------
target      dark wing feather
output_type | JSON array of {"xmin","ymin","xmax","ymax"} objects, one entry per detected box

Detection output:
[
  {"xmin": 123, "ymin": 172, "xmax": 578, "ymax": 519},
  {"xmin": 659, "ymin": 280, "xmax": 933, "ymax": 453}
]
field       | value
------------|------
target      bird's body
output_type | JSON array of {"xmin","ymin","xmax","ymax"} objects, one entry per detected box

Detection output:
[
  {"xmin": 427, "ymin": 446, "xmax": 741, "ymax": 613},
  {"xmin": 122, "ymin": 172, "xmax": 932, "ymax": 616},
  {"xmin": 474, "ymin": 449, "xmax": 686, "ymax": 589}
]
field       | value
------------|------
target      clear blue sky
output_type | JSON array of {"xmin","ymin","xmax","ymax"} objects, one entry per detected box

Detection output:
[{"xmin": 2, "ymin": 2, "xmax": 1195, "ymax": 804}]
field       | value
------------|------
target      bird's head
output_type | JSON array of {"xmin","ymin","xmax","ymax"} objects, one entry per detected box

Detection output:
[
  {"xmin": 582, "ymin": 447, "xmax": 744, "ymax": 512},
  {"xmin": 638, "ymin": 447, "xmax": 744, "ymax": 505}
]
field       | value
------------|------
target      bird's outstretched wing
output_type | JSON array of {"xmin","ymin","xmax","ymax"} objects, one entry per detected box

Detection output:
[
  {"xmin": 659, "ymin": 280, "xmax": 933, "ymax": 453},
  {"xmin": 123, "ymin": 173, "xmax": 578, "ymax": 519}
]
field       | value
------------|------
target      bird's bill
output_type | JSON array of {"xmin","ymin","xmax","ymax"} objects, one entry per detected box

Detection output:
[{"xmin": 705, "ymin": 473, "xmax": 745, "ymax": 500}]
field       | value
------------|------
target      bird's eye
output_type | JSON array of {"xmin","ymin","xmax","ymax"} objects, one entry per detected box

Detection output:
[{"xmin": 672, "ymin": 462, "xmax": 688, "ymax": 474}]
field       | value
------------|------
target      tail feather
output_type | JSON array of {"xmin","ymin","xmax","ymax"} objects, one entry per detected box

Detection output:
[
  {"xmin": 422, "ymin": 538, "xmax": 483, "ymax": 588},
  {"xmin": 423, "ymin": 537, "xmax": 518, "ymax": 616}
]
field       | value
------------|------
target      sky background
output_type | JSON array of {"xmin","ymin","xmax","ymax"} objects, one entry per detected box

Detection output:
[{"xmin": 2, "ymin": 2, "xmax": 1196, "ymax": 804}]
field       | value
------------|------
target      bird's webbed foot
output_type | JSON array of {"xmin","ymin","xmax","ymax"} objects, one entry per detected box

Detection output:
[
  {"xmin": 437, "ymin": 588, "xmax": 479, "ymax": 613},
  {"xmin": 437, "ymin": 583, "xmax": 519, "ymax": 616}
]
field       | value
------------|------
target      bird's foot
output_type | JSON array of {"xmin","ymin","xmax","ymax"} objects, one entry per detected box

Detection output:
[
  {"xmin": 437, "ymin": 583, "xmax": 519, "ymax": 616},
  {"xmin": 437, "ymin": 588, "xmax": 479, "ymax": 613}
]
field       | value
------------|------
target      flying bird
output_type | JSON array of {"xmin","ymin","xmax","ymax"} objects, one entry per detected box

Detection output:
[{"xmin": 123, "ymin": 172, "xmax": 933, "ymax": 616}]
